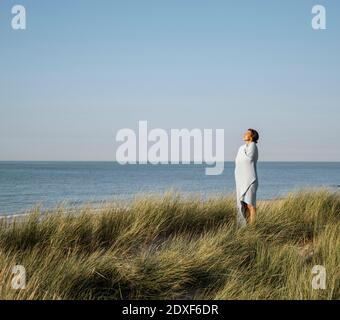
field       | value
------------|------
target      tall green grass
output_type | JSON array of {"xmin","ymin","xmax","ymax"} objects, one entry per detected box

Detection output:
[{"xmin": 0, "ymin": 188, "xmax": 339, "ymax": 300}]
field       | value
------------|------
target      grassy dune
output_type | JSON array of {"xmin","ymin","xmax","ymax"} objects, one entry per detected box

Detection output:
[{"xmin": 0, "ymin": 188, "xmax": 339, "ymax": 300}]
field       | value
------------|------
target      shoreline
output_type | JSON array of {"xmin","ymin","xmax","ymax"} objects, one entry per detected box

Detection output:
[
  {"xmin": 1, "ymin": 185, "xmax": 338, "ymax": 220},
  {"xmin": 0, "ymin": 196, "xmax": 286, "ymax": 220}
]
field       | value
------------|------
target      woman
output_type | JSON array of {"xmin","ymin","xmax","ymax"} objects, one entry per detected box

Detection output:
[{"xmin": 234, "ymin": 129, "xmax": 259, "ymax": 226}]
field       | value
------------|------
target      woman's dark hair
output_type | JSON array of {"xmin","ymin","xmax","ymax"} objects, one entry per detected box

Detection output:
[{"xmin": 248, "ymin": 128, "xmax": 259, "ymax": 143}]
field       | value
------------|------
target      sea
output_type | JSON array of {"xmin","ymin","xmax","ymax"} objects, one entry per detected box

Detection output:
[{"xmin": 1, "ymin": 161, "xmax": 340, "ymax": 216}]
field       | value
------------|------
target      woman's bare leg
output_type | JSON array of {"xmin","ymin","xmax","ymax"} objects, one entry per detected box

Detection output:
[
  {"xmin": 246, "ymin": 204, "xmax": 256, "ymax": 224},
  {"xmin": 241, "ymin": 201, "xmax": 249, "ymax": 222}
]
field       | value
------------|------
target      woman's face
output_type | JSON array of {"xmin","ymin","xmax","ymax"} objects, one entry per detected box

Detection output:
[{"xmin": 243, "ymin": 130, "xmax": 252, "ymax": 142}]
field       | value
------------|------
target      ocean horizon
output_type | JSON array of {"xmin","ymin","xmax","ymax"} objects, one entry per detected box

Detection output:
[{"xmin": 1, "ymin": 161, "xmax": 340, "ymax": 216}]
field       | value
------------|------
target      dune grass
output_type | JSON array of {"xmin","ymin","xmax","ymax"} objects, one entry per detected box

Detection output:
[{"xmin": 0, "ymin": 188, "xmax": 339, "ymax": 300}]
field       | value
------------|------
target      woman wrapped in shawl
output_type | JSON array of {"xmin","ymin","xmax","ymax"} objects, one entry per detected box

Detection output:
[{"xmin": 234, "ymin": 129, "xmax": 259, "ymax": 226}]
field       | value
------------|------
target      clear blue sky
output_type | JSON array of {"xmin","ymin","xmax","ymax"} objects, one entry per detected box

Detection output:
[{"xmin": 1, "ymin": 0, "xmax": 339, "ymax": 161}]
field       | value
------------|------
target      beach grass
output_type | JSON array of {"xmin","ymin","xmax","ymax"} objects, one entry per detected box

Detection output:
[{"xmin": 0, "ymin": 188, "xmax": 339, "ymax": 300}]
